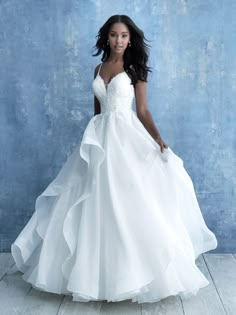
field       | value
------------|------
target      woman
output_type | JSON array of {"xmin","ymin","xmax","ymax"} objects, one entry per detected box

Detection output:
[
  {"xmin": 92, "ymin": 15, "xmax": 168, "ymax": 153},
  {"xmin": 11, "ymin": 15, "xmax": 217, "ymax": 304}
]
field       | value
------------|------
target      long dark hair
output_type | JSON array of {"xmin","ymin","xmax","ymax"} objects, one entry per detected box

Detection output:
[{"xmin": 91, "ymin": 15, "xmax": 152, "ymax": 86}]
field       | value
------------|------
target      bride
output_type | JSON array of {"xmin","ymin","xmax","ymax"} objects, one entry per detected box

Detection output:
[{"xmin": 11, "ymin": 14, "xmax": 217, "ymax": 304}]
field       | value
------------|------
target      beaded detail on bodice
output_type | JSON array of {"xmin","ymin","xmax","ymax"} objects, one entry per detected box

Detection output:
[{"xmin": 92, "ymin": 63, "xmax": 135, "ymax": 113}]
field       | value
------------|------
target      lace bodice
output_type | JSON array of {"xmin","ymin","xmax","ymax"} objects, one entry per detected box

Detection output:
[{"xmin": 92, "ymin": 63, "xmax": 135, "ymax": 114}]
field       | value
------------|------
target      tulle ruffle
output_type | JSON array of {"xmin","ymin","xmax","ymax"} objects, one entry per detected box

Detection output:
[{"xmin": 11, "ymin": 110, "xmax": 217, "ymax": 303}]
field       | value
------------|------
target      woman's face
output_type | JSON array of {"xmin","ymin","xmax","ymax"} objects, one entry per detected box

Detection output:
[{"xmin": 108, "ymin": 22, "xmax": 130, "ymax": 54}]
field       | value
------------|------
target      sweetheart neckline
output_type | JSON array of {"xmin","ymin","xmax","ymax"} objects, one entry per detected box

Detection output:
[{"xmin": 97, "ymin": 72, "xmax": 126, "ymax": 91}]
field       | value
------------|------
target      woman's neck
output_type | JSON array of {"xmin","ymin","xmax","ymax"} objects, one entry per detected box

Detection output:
[{"xmin": 106, "ymin": 53, "xmax": 124, "ymax": 64}]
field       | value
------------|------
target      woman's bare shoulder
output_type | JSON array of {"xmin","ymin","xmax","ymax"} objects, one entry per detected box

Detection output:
[{"xmin": 94, "ymin": 63, "xmax": 102, "ymax": 78}]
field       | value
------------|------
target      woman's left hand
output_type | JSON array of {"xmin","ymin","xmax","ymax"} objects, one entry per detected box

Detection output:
[{"xmin": 155, "ymin": 135, "xmax": 168, "ymax": 153}]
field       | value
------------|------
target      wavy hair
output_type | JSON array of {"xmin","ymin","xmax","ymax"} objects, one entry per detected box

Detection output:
[{"xmin": 91, "ymin": 15, "xmax": 152, "ymax": 86}]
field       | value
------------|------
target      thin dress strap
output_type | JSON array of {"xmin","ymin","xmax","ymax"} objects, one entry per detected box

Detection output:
[{"xmin": 98, "ymin": 62, "xmax": 103, "ymax": 75}]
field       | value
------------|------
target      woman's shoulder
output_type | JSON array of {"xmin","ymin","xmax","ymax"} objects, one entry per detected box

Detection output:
[{"xmin": 94, "ymin": 63, "xmax": 102, "ymax": 78}]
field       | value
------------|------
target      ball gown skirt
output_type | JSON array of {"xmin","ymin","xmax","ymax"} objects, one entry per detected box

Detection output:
[{"xmin": 11, "ymin": 65, "xmax": 218, "ymax": 304}]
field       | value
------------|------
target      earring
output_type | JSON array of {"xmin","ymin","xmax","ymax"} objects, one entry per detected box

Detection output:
[
  {"xmin": 107, "ymin": 39, "xmax": 109, "ymax": 45},
  {"xmin": 129, "ymin": 41, "xmax": 131, "ymax": 47}
]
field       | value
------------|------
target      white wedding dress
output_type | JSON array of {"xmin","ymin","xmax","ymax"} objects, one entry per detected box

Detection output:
[{"xmin": 11, "ymin": 63, "xmax": 218, "ymax": 304}]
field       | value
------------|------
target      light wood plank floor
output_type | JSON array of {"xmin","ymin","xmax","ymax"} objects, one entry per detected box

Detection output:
[{"xmin": 0, "ymin": 253, "xmax": 235, "ymax": 315}]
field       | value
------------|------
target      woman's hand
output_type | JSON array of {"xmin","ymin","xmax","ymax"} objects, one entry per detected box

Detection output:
[{"xmin": 155, "ymin": 135, "xmax": 168, "ymax": 153}]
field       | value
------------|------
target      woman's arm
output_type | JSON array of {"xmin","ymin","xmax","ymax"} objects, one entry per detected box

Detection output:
[
  {"xmin": 94, "ymin": 96, "xmax": 100, "ymax": 116},
  {"xmin": 134, "ymin": 80, "xmax": 168, "ymax": 153},
  {"xmin": 94, "ymin": 65, "xmax": 101, "ymax": 116}
]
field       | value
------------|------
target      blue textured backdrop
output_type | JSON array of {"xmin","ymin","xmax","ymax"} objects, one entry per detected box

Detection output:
[{"xmin": 0, "ymin": 0, "xmax": 235, "ymax": 252}]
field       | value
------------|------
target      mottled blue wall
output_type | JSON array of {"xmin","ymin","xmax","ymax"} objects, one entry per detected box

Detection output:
[{"xmin": 0, "ymin": 0, "xmax": 235, "ymax": 252}]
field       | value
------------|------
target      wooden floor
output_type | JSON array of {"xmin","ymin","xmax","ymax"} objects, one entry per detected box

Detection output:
[{"xmin": 0, "ymin": 253, "xmax": 235, "ymax": 315}]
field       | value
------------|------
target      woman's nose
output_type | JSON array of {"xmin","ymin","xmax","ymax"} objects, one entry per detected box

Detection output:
[{"xmin": 116, "ymin": 36, "xmax": 122, "ymax": 43}]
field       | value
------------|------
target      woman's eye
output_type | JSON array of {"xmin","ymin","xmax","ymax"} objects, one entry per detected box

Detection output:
[{"xmin": 109, "ymin": 34, "xmax": 128, "ymax": 38}]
